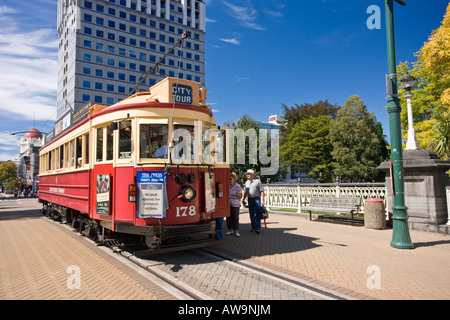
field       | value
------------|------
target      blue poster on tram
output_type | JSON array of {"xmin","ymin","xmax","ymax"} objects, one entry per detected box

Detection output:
[{"xmin": 136, "ymin": 171, "xmax": 166, "ymax": 219}]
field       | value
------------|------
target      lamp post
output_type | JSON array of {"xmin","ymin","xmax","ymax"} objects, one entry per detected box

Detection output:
[
  {"xmin": 400, "ymin": 73, "xmax": 420, "ymax": 150},
  {"xmin": 384, "ymin": 0, "xmax": 414, "ymax": 249}
]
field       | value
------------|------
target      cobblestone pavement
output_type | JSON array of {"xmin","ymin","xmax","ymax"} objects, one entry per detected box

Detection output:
[
  {"xmin": 1, "ymin": 195, "xmax": 449, "ymax": 300},
  {"xmin": 0, "ymin": 197, "xmax": 169, "ymax": 300},
  {"xmin": 213, "ymin": 210, "xmax": 450, "ymax": 300}
]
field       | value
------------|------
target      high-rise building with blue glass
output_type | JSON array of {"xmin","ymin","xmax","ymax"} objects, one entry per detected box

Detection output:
[{"xmin": 55, "ymin": 0, "xmax": 205, "ymax": 135}]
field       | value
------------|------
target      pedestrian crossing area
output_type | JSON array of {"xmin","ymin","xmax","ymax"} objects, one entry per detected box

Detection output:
[{"xmin": 0, "ymin": 195, "xmax": 38, "ymax": 208}]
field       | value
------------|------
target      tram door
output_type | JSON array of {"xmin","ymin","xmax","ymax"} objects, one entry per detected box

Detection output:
[{"xmin": 91, "ymin": 125, "xmax": 115, "ymax": 227}]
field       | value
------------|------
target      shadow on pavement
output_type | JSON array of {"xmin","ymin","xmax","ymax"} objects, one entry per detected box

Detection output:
[{"xmin": 0, "ymin": 209, "xmax": 42, "ymax": 221}]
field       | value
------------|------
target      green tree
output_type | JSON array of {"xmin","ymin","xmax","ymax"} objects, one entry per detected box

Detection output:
[
  {"xmin": 433, "ymin": 109, "xmax": 450, "ymax": 159},
  {"xmin": 280, "ymin": 100, "xmax": 339, "ymax": 138},
  {"xmin": 230, "ymin": 115, "xmax": 281, "ymax": 182},
  {"xmin": 280, "ymin": 100, "xmax": 339, "ymax": 181},
  {"xmin": 330, "ymin": 96, "xmax": 388, "ymax": 182},
  {"xmin": 397, "ymin": 3, "xmax": 450, "ymax": 156},
  {"xmin": 280, "ymin": 115, "xmax": 333, "ymax": 182},
  {"xmin": 0, "ymin": 161, "xmax": 18, "ymax": 183}
]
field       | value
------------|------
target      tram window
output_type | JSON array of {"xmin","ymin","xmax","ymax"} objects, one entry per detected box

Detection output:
[
  {"xmin": 217, "ymin": 129, "xmax": 226, "ymax": 164},
  {"xmin": 71, "ymin": 140, "xmax": 76, "ymax": 167},
  {"xmin": 203, "ymin": 129, "xmax": 226, "ymax": 164},
  {"xmin": 55, "ymin": 148, "xmax": 60, "ymax": 169},
  {"xmin": 173, "ymin": 125, "xmax": 194, "ymax": 160},
  {"xmin": 48, "ymin": 152, "xmax": 52, "ymax": 171},
  {"xmin": 106, "ymin": 125, "xmax": 114, "ymax": 161},
  {"xmin": 52, "ymin": 150, "xmax": 56, "ymax": 171},
  {"xmin": 84, "ymin": 133, "xmax": 89, "ymax": 165},
  {"xmin": 140, "ymin": 123, "xmax": 168, "ymax": 159},
  {"xmin": 119, "ymin": 120, "xmax": 132, "ymax": 159},
  {"xmin": 59, "ymin": 146, "xmax": 64, "ymax": 169},
  {"xmin": 65, "ymin": 143, "xmax": 69, "ymax": 168},
  {"xmin": 76, "ymin": 136, "xmax": 82, "ymax": 167},
  {"xmin": 96, "ymin": 128, "xmax": 104, "ymax": 162}
]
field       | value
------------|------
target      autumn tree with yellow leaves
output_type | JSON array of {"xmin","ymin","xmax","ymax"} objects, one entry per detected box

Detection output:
[{"xmin": 397, "ymin": 3, "xmax": 450, "ymax": 159}]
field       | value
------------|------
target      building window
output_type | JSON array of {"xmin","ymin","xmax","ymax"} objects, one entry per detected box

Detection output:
[
  {"xmin": 96, "ymin": 4, "xmax": 104, "ymax": 13},
  {"xmin": 84, "ymin": 1, "xmax": 92, "ymax": 9},
  {"xmin": 83, "ymin": 66, "xmax": 91, "ymax": 75},
  {"xmin": 82, "ymin": 94, "xmax": 91, "ymax": 102}
]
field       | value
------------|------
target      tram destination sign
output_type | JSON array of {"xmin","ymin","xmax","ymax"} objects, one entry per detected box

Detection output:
[
  {"xmin": 136, "ymin": 171, "xmax": 166, "ymax": 219},
  {"xmin": 172, "ymin": 84, "xmax": 192, "ymax": 104}
]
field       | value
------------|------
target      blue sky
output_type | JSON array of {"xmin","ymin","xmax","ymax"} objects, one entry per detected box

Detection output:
[{"xmin": 0, "ymin": 0, "xmax": 448, "ymax": 161}]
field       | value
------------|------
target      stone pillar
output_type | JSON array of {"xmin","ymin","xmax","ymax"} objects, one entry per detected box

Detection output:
[{"xmin": 378, "ymin": 150, "xmax": 450, "ymax": 228}]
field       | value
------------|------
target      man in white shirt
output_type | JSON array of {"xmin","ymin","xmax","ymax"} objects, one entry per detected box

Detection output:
[{"xmin": 242, "ymin": 169, "xmax": 264, "ymax": 234}]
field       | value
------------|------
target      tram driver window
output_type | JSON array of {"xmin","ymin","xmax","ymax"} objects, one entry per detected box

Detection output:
[
  {"xmin": 173, "ymin": 125, "xmax": 195, "ymax": 160},
  {"xmin": 119, "ymin": 120, "xmax": 132, "ymax": 159},
  {"xmin": 140, "ymin": 123, "xmax": 168, "ymax": 159}
]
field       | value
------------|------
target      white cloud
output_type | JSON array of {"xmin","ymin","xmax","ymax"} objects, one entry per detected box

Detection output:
[
  {"xmin": 0, "ymin": 10, "xmax": 57, "ymax": 122},
  {"xmin": 220, "ymin": 37, "xmax": 241, "ymax": 45},
  {"xmin": 0, "ymin": 5, "xmax": 19, "ymax": 14},
  {"xmin": 228, "ymin": 76, "xmax": 250, "ymax": 83},
  {"xmin": 222, "ymin": 1, "xmax": 266, "ymax": 30},
  {"xmin": 0, "ymin": 132, "xmax": 20, "ymax": 147}
]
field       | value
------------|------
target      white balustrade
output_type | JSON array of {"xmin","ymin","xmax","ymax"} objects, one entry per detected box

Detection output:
[{"xmin": 264, "ymin": 183, "xmax": 387, "ymax": 214}]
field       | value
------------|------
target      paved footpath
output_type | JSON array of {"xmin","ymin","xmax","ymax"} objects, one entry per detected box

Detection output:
[
  {"xmin": 215, "ymin": 210, "xmax": 450, "ymax": 300},
  {"xmin": 0, "ymin": 196, "xmax": 174, "ymax": 300},
  {"xmin": 1, "ymin": 195, "xmax": 449, "ymax": 300}
]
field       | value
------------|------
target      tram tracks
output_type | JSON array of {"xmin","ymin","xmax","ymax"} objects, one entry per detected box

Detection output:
[
  {"xmin": 111, "ymin": 245, "xmax": 356, "ymax": 300},
  {"xmin": 45, "ymin": 214, "xmax": 357, "ymax": 300}
]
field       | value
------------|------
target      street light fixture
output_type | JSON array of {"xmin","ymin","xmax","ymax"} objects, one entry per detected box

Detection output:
[
  {"xmin": 384, "ymin": 0, "xmax": 414, "ymax": 249},
  {"xmin": 400, "ymin": 73, "xmax": 420, "ymax": 150},
  {"xmin": 10, "ymin": 130, "xmax": 47, "ymax": 136},
  {"xmin": 399, "ymin": 72, "xmax": 416, "ymax": 93}
]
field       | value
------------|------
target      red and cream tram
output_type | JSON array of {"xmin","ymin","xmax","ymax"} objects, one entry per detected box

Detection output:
[{"xmin": 39, "ymin": 78, "xmax": 230, "ymax": 252}]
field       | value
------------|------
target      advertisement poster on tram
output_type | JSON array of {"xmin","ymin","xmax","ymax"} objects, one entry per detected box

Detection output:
[
  {"xmin": 136, "ymin": 171, "xmax": 166, "ymax": 219},
  {"xmin": 96, "ymin": 174, "xmax": 110, "ymax": 215}
]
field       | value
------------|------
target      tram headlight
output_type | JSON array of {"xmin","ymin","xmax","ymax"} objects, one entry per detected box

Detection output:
[{"xmin": 178, "ymin": 186, "xmax": 196, "ymax": 202}]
